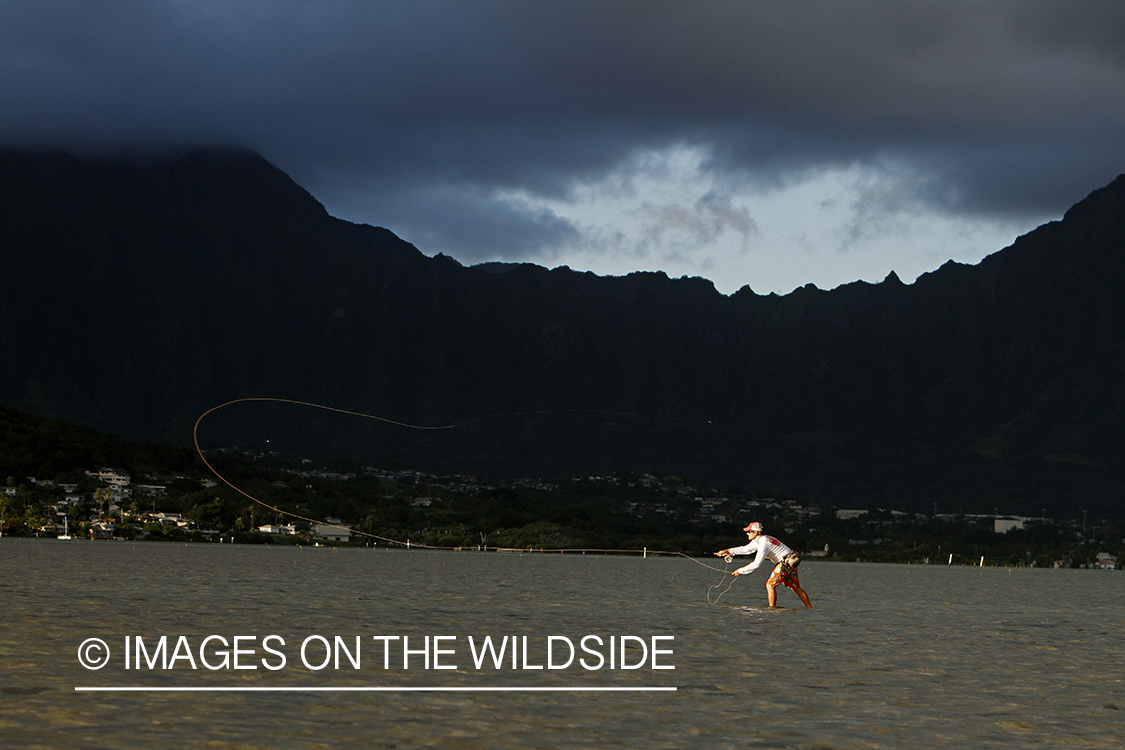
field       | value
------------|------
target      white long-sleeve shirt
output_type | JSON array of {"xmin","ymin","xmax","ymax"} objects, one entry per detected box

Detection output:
[{"xmin": 728, "ymin": 535, "xmax": 793, "ymax": 576}]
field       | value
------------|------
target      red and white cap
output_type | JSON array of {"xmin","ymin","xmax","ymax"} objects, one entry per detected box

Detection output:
[{"xmin": 742, "ymin": 521, "xmax": 764, "ymax": 533}]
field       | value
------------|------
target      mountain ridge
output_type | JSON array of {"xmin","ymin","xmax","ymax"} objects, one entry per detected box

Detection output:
[{"xmin": 1, "ymin": 148, "xmax": 1122, "ymax": 516}]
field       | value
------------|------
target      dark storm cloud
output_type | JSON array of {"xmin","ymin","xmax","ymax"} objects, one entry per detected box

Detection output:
[{"xmin": 2, "ymin": 0, "xmax": 1123, "ymax": 261}]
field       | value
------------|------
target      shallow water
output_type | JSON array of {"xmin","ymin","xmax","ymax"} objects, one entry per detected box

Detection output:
[{"xmin": 1, "ymin": 538, "xmax": 1122, "ymax": 748}]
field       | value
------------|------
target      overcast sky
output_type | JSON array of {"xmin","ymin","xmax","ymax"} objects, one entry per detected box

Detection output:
[{"xmin": 3, "ymin": 1, "xmax": 1123, "ymax": 294}]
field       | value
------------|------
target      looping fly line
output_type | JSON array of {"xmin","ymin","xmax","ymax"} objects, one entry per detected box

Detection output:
[
  {"xmin": 707, "ymin": 559, "xmax": 739, "ymax": 604},
  {"xmin": 192, "ymin": 397, "xmax": 457, "ymax": 549},
  {"xmin": 192, "ymin": 397, "xmax": 734, "ymax": 595}
]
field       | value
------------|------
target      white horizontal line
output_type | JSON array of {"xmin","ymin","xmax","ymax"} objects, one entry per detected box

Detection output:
[{"xmin": 75, "ymin": 686, "xmax": 677, "ymax": 693}]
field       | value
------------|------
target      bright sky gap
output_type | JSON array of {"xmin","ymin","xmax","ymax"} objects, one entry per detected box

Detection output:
[{"xmin": 2, "ymin": 2, "xmax": 1122, "ymax": 294}]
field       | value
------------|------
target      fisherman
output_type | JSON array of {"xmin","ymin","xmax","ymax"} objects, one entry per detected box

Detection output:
[{"xmin": 715, "ymin": 522, "xmax": 812, "ymax": 608}]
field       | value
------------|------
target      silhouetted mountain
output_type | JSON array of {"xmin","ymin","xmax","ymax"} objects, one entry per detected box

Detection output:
[{"xmin": 2, "ymin": 148, "xmax": 1123, "ymax": 517}]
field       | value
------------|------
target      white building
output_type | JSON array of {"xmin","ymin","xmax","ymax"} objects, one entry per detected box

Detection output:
[
  {"xmin": 258, "ymin": 524, "xmax": 298, "ymax": 535},
  {"xmin": 994, "ymin": 518, "xmax": 1025, "ymax": 534},
  {"xmin": 312, "ymin": 521, "xmax": 352, "ymax": 542},
  {"xmin": 86, "ymin": 468, "xmax": 130, "ymax": 486}
]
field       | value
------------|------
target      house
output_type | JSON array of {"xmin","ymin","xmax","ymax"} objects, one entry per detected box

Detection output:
[
  {"xmin": 312, "ymin": 519, "xmax": 352, "ymax": 542},
  {"xmin": 149, "ymin": 512, "xmax": 182, "ymax": 526},
  {"xmin": 89, "ymin": 522, "xmax": 116, "ymax": 540},
  {"xmin": 86, "ymin": 468, "xmax": 130, "ymax": 486},
  {"xmin": 1095, "ymin": 552, "xmax": 1117, "ymax": 570}
]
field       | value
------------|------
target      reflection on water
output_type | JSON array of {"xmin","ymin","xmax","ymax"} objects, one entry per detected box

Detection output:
[{"xmin": 1, "ymin": 538, "xmax": 1123, "ymax": 748}]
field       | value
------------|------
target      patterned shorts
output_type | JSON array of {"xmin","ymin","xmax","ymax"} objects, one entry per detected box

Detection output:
[{"xmin": 767, "ymin": 562, "xmax": 801, "ymax": 590}]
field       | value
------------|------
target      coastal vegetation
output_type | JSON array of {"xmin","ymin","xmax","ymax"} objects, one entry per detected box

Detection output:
[{"xmin": 2, "ymin": 405, "xmax": 1119, "ymax": 568}]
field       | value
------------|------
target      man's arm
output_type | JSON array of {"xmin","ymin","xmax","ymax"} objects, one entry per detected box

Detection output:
[
  {"xmin": 715, "ymin": 542, "xmax": 753, "ymax": 558},
  {"xmin": 733, "ymin": 542, "xmax": 765, "ymax": 575}
]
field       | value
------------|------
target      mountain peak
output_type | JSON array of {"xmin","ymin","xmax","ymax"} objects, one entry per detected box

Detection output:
[
  {"xmin": 165, "ymin": 147, "xmax": 328, "ymax": 218},
  {"xmin": 1062, "ymin": 173, "xmax": 1125, "ymax": 226}
]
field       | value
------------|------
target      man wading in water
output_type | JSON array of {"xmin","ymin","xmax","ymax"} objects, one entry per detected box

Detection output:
[{"xmin": 715, "ymin": 522, "xmax": 812, "ymax": 608}]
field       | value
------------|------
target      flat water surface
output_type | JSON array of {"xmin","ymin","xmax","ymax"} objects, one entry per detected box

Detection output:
[{"xmin": 1, "ymin": 538, "xmax": 1123, "ymax": 748}]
